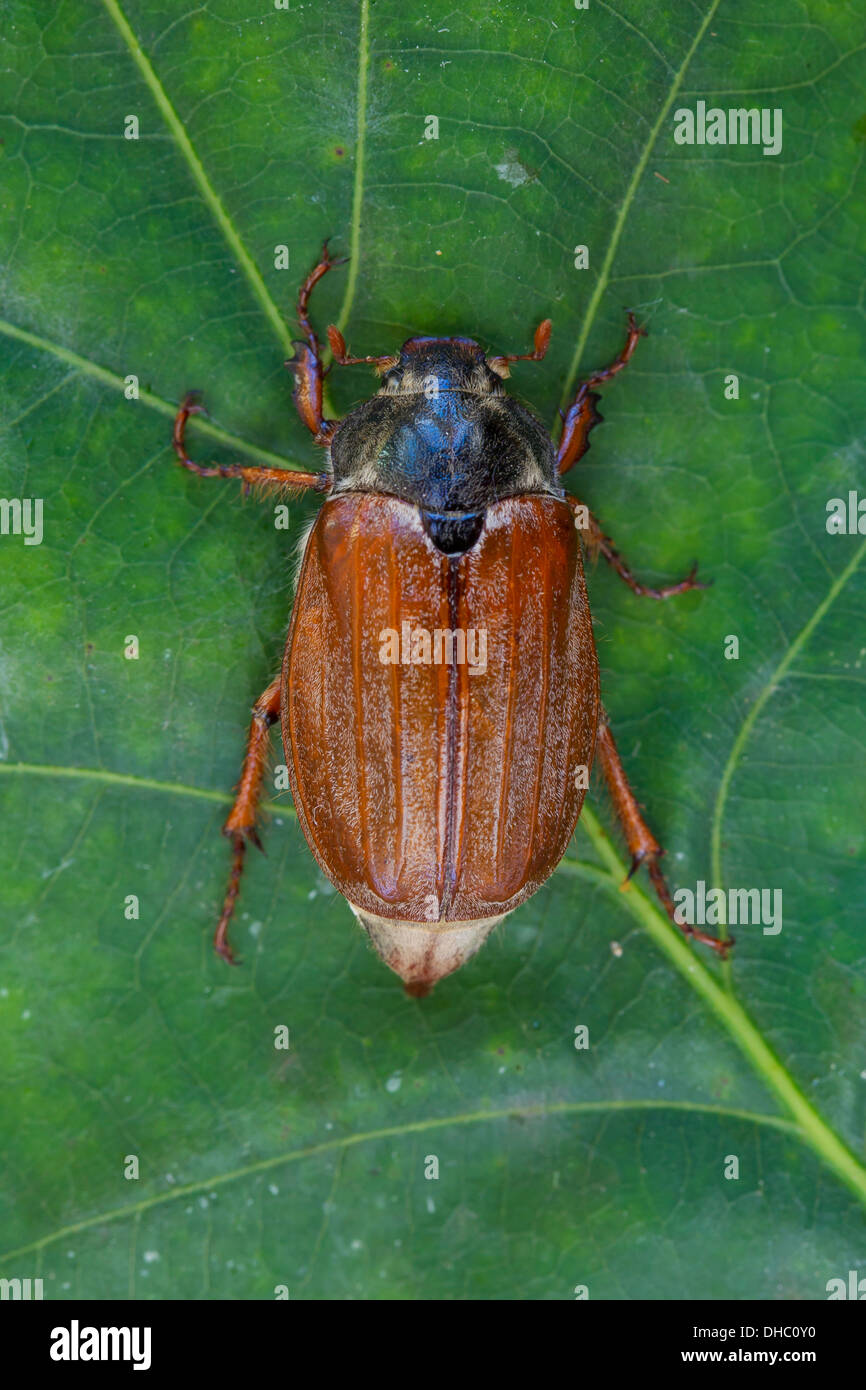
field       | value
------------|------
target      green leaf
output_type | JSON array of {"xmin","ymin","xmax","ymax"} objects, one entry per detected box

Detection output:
[{"xmin": 1, "ymin": 0, "xmax": 865, "ymax": 1299}]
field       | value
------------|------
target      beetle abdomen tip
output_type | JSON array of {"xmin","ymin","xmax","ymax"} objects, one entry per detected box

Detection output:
[{"xmin": 348, "ymin": 903, "xmax": 509, "ymax": 993}]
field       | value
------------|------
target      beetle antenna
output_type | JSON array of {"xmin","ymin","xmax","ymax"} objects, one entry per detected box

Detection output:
[
  {"xmin": 327, "ymin": 325, "xmax": 398, "ymax": 372},
  {"xmin": 487, "ymin": 318, "xmax": 552, "ymax": 376}
]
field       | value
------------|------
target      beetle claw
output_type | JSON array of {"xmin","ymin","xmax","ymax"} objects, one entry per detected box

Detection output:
[
  {"xmin": 320, "ymin": 236, "xmax": 349, "ymax": 268},
  {"xmin": 626, "ymin": 851, "xmax": 646, "ymax": 881},
  {"xmin": 624, "ymin": 309, "xmax": 648, "ymax": 338},
  {"xmin": 181, "ymin": 389, "xmax": 207, "ymax": 417},
  {"xmin": 215, "ymin": 937, "xmax": 240, "ymax": 966}
]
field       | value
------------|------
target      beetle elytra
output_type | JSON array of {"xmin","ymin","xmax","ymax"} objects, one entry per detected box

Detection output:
[{"xmin": 172, "ymin": 243, "xmax": 729, "ymax": 994}]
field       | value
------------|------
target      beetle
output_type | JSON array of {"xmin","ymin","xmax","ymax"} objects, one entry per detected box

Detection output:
[{"xmin": 172, "ymin": 242, "xmax": 729, "ymax": 995}]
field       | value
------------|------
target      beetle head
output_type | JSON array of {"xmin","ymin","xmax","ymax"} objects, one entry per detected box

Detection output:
[
  {"xmin": 327, "ymin": 321, "xmax": 552, "ymax": 396},
  {"xmin": 377, "ymin": 337, "xmax": 507, "ymax": 398}
]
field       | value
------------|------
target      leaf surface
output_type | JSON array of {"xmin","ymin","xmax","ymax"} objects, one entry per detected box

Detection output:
[{"xmin": 1, "ymin": 0, "xmax": 865, "ymax": 1299}]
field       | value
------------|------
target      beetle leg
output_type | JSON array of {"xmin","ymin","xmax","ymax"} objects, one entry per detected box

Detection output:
[
  {"xmin": 286, "ymin": 239, "xmax": 346, "ymax": 443},
  {"xmin": 556, "ymin": 386, "xmax": 603, "ymax": 476},
  {"xmin": 172, "ymin": 393, "xmax": 330, "ymax": 496},
  {"xmin": 568, "ymin": 495, "xmax": 705, "ymax": 600},
  {"xmin": 215, "ymin": 676, "xmax": 283, "ymax": 965},
  {"xmin": 557, "ymin": 312, "xmax": 645, "ymax": 475},
  {"xmin": 593, "ymin": 714, "xmax": 732, "ymax": 957}
]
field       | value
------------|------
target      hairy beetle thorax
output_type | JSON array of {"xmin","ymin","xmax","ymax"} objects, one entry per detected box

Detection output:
[{"xmin": 328, "ymin": 337, "xmax": 563, "ymax": 554}]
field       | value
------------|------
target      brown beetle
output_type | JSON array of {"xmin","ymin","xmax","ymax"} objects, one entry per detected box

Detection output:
[{"xmin": 172, "ymin": 243, "xmax": 728, "ymax": 995}]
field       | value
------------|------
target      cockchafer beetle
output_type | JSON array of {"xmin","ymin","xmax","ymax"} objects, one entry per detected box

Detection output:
[{"xmin": 172, "ymin": 242, "xmax": 729, "ymax": 995}]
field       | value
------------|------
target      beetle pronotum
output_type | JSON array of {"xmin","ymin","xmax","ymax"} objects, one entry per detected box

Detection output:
[{"xmin": 172, "ymin": 242, "xmax": 729, "ymax": 995}]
